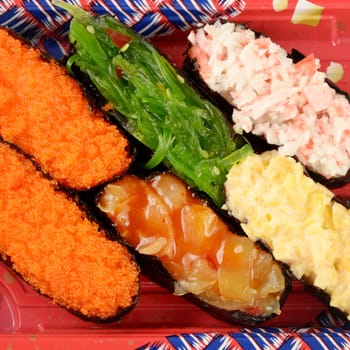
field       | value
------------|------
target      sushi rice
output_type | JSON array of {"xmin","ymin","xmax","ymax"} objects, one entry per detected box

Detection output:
[{"xmin": 187, "ymin": 21, "xmax": 350, "ymax": 180}]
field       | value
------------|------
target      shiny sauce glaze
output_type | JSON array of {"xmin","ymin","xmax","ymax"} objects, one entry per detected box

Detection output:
[{"xmin": 97, "ymin": 172, "xmax": 286, "ymax": 316}]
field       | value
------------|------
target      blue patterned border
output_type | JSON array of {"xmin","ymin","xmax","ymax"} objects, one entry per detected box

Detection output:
[
  {"xmin": 0, "ymin": 0, "xmax": 245, "ymax": 58},
  {"xmin": 138, "ymin": 328, "xmax": 350, "ymax": 350}
]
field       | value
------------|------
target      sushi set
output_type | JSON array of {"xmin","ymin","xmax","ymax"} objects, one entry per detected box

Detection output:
[{"xmin": 1, "ymin": 0, "xmax": 350, "ymax": 349}]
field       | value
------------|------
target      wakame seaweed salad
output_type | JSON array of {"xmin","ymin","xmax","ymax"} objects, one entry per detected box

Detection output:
[{"xmin": 55, "ymin": 1, "xmax": 252, "ymax": 207}]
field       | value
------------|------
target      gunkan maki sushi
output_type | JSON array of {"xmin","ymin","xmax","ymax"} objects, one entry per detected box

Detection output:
[{"xmin": 186, "ymin": 21, "xmax": 350, "ymax": 187}]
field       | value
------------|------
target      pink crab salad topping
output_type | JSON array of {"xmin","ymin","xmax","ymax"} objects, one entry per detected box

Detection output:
[{"xmin": 188, "ymin": 21, "xmax": 350, "ymax": 179}]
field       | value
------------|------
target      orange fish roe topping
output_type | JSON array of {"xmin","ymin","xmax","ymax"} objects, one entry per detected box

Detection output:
[
  {"xmin": 0, "ymin": 142, "xmax": 139, "ymax": 320},
  {"xmin": 0, "ymin": 29, "xmax": 132, "ymax": 190}
]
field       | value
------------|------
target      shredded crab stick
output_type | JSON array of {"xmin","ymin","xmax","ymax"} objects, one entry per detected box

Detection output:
[
  {"xmin": 0, "ymin": 141, "xmax": 139, "ymax": 321},
  {"xmin": 97, "ymin": 172, "xmax": 287, "ymax": 324},
  {"xmin": 187, "ymin": 21, "xmax": 350, "ymax": 181},
  {"xmin": 224, "ymin": 151, "xmax": 350, "ymax": 319},
  {"xmin": 0, "ymin": 28, "xmax": 132, "ymax": 190}
]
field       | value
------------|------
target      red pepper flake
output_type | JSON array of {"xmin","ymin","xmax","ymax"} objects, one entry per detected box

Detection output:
[
  {"xmin": 244, "ymin": 306, "xmax": 262, "ymax": 316},
  {"xmin": 116, "ymin": 66, "xmax": 123, "ymax": 79},
  {"xmin": 105, "ymin": 28, "xmax": 132, "ymax": 48}
]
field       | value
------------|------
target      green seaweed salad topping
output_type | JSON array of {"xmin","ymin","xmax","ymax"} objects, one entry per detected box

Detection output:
[{"xmin": 54, "ymin": 1, "xmax": 253, "ymax": 207}]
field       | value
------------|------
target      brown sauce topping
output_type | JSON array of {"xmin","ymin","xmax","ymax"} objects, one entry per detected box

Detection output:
[{"xmin": 98, "ymin": 172, "xmax": 285, "ymax": 316}]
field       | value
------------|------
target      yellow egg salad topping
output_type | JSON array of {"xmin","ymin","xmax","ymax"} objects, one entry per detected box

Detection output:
[{"xmin": 225, "ymin": 151, "xmax": 350, "ymax": 318}]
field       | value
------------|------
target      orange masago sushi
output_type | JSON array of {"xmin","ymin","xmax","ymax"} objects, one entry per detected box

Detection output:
[
  {"xmin": 0, "ymin": 28, "xmax": 132, "ymax": 190},
  {"xmin": 0, "ymin": 140, "xmax": 139, "ymax": 321}
]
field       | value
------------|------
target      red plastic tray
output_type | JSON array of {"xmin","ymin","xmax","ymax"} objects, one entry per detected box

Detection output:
[{"xmin": 1, "ymin": 1, "xmax": 350, "ymax": 349}]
